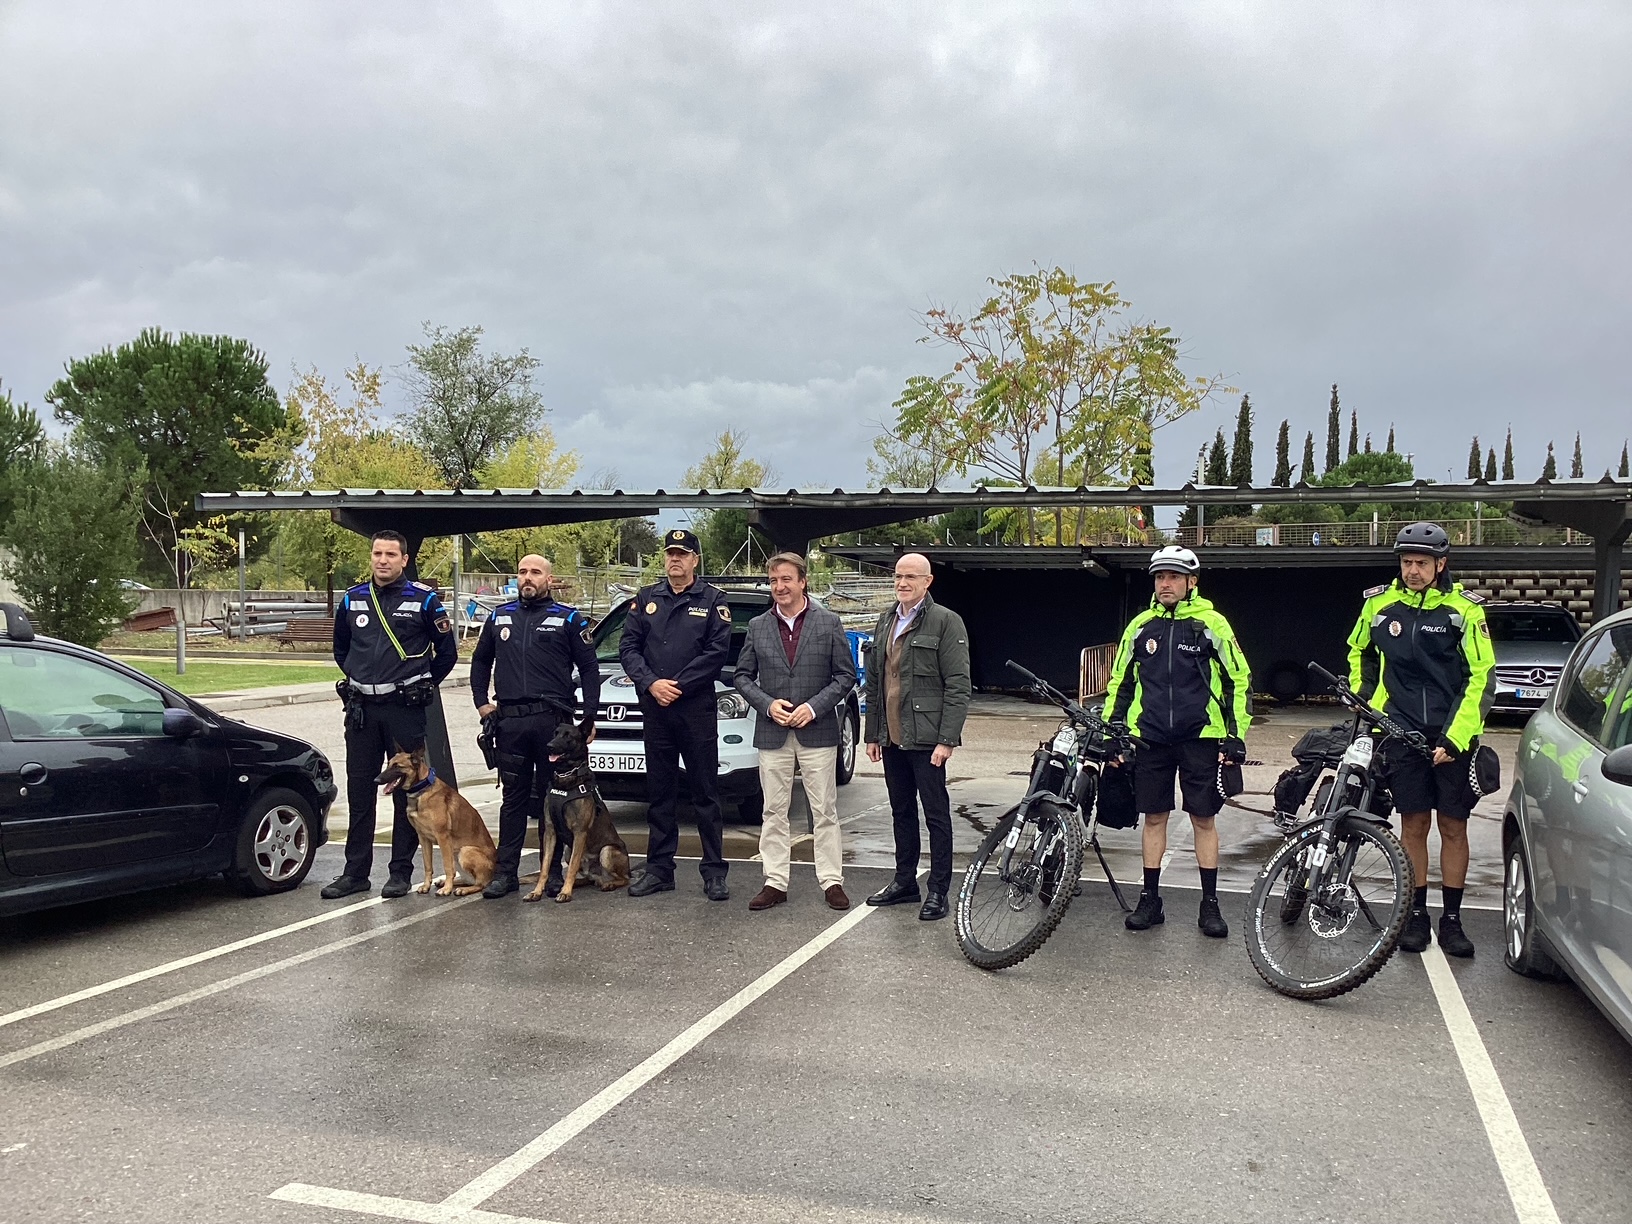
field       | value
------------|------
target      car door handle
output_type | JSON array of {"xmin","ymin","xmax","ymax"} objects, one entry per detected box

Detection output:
[
  {"xmin": 19, "ymin": 762, "xmax": 47, "ymax": 786},
  {"xmin": 1572, "ymin": 781, "xmax": 1590, "ymax": 801}
]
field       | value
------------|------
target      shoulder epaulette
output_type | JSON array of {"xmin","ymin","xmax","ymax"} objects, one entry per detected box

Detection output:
[
  {"xmin": 1459, "ymin": 588, "xmax": 1486, "ymax": 605},
  {"xmin": 1363, "ymin": 584, "xmax": 1389, "ymax": 599},
  {"xmin": 496, "ymin": 600, "xmax": 519, "ymax": 613}
]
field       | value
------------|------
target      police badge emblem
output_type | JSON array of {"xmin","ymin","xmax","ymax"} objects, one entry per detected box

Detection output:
[
  {"xmin": 355, "ymin": 613, "xmax": 369, "ymax": 627},
  {"xmin": 717, "ymin": 604, "xmax": 731, "ymax": 621},
  {"xmin": 1145, "ymin": 638, "xmax": 1157, "ymax": 655},
  {"xmin": 500, "ymin": 626, "xmax": 510, "ymax": 641},
  {"xmin": 645, "ymin": 601, "xmax": 657, "ymax": 614},
  {"xmin": 1389, "ymin": 621, "xmax": 1403, "ymax": 637}
]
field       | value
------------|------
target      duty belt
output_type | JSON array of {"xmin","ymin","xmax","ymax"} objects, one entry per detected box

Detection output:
[
  {"xmin": 348, "ymin": 673, "xmax": 432, "ymax": 697},
  {"xmin": 497, "ymin": 700, "xmax": 566, "ymax": 719}
]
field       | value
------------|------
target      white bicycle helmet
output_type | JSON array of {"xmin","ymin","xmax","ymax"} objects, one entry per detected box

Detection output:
[{"xmin": 1148, "ymin": 545, "xmax": 1200, "ymax": 576}]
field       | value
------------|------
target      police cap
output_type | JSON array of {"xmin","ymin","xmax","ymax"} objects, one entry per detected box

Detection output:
[{"xmin": 663, "ymin": 528, "xmax": 701, "ymax": 555}]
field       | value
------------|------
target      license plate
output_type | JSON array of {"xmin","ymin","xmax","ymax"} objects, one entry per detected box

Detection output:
[
  {"xmin": 1514, "ymin": 687, "xmax": 1551, "ymax": 701},
  {"xmin": 589, "ymin": 753, "xmax": 646, "ymax": 774}
]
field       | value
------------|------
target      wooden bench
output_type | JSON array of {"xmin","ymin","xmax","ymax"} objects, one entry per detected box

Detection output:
[
  {"xmin": 274, "ymin": 616, "xmax": 335, "ymax": 649},
  {"xmin": 122, "ymin": 607, "xmax": 177, "ymax": 633}
]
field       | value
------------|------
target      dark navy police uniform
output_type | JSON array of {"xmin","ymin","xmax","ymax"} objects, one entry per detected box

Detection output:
[
  {"xmin": 333, "ymin": 576, "xmax": 458, "ymax": 883},
  {"xmin": 618, "ymin": 576, "xmax": 733, "ymax": 884},
  {"xmin": 470, "ymin": 596, "xmax": 599, "ymax": 882}
]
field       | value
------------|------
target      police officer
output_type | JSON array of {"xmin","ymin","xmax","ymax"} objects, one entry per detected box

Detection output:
[
  {"xmin": 619, "ymin": 528, "xmax": 732, "ymax": 900},
  {"xmin": 321, "ymin": 530, "xmax": 458, "ymax": 900},
  {"xmin": 470, "ymin": 553, "xmax": 600, "ymax": 899},
  {"xmin": 1347, "ymin": 521, "xmax": 1494, "ymax": 958},
  {"xmin": 1102, "ymin": 545, "xmax": 1252, "ymax": 939}
]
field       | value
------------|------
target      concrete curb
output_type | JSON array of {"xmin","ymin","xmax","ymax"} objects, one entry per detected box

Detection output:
[{"xmin": 199, "ymin": 671, "xmax": 472, "ymax": 713}]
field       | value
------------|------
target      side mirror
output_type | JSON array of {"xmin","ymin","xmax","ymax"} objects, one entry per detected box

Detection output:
[
  {"xmin": 1602, "ymin": 744, "xmax": 1632, "ymax": 787},
  {"xmin": 163, "ymin": 707, "xmax": 204, "ymax": 738}
]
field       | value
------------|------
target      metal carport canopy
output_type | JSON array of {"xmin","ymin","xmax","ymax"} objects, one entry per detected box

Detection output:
[{"xmin": 199, "ymin": 476, "xmax": 1631, "ymax": 617}]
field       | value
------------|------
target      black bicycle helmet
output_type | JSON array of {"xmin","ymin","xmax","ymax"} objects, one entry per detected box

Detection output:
[{"xmin": 1393, "ymin": 521, "xmax": 1450, "ymax": 557}]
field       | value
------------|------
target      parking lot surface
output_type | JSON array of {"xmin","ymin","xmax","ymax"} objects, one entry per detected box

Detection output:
[{"xmin": 2, "ymin": 694, "xmax": 1613, "ymax": 1224}]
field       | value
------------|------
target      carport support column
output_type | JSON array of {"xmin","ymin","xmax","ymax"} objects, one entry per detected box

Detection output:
[
  {"xmin": 404, "ymin": 535, "xmax": 458, "ymax": 788},
  {"xmin": 1592, "ymin": 521, "xmax": 1630, "ymax": 622}
]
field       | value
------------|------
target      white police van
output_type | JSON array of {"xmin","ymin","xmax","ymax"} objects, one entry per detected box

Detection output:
[{"xmin": 585, "ymin": 586, "xmax": 867, "ymax": 821}]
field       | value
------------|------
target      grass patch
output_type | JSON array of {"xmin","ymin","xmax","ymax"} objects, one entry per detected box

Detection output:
[{"xmin": 121, "ymin": 658, "xmax": 341, "ymax": 696}]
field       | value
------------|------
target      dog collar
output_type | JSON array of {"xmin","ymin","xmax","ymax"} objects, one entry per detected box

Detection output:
[{"xmin": 404, "ymin": 768, "xmax": 437, "ymax": 795}]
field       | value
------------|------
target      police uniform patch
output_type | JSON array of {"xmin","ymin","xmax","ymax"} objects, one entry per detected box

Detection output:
[
  {"xmin": 1463, "ymin": 589, "xmax": 1487, "ymax": 604},
  {"xmin": 645, "ymin": 602, "xmax": 657, "ymax": 614},
  {"xmin": 500, "ymin": 626, "xmax": 510, "ymax": 641},
  {"xmin": 1479, "ymin": 621, "xmax": 1490, "ymax": 637},
  {"xmin": 355, "ymin": 613, "xmax": 369, "ymax": 627},
  {"xmin": 1388, "ymin": 620, "xmax": 1402, "ymax": 637},
  {"xmin": 1145, "ymin": 637, "xmax": 1157, "ymax": 655},
  {"xmin": 1363, "ymin": 584, "xmax": 1388, "ymax": 598},
  {"xmin": 581, "ymin": 628, "xmax": 593, "ymax": 644},
  {"xmin": 717, "ymin": 604, "xmax": 731, "ymax": 621},
  {"xmin": 434, "ymin": 614, "xmax": 452, "ymax": 634}
]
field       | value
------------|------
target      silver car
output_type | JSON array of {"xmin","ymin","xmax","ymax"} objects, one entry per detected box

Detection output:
[
  {"xmin": 1503, "ymin": 607, "xmax": 1632, "ymax": 1042},
  {"xmin": 1485, "ymin": 601, "xmax": 1581, "ymax": 714}
]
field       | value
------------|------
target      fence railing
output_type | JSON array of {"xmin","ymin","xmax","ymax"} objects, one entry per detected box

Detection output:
[
  {"xmin": 1171, "ymin": 518, "xmax": 1582, "ymax": 549},
  {"xmin": 1080, "ymin": 643, "xmax": 1117, "ymax": 701}
]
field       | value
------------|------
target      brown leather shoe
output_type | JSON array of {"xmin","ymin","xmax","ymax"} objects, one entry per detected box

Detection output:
[
  {"xmin": 824, "ymin": 884, "xmax": 850, "ymax": 911},
  {"xmin": 748, "ymin": 885, "xmax": 787, "ymax": 911}
]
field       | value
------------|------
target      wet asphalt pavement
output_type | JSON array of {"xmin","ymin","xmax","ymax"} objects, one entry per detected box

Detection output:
[{"xmin": 3, "ymin": 693, "xmax": 1621, "ymax": 1223}]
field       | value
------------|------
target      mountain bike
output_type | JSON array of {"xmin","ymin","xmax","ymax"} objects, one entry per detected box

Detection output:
[
  {"xmin": 1244, "ymin": 661, "xmax": 1419, "ymax": 1000},
  {"xmin": 954, "ymin": 660, "xmax": 1131, "ymax": 970}
]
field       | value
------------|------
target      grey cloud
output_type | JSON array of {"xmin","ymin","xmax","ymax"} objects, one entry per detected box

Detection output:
[{"xmin": 1, "ymin": 1, "xmax": 1628, "ymax": 494}]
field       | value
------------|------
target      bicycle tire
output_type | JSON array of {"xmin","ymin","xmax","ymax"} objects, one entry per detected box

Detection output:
[
  {"xmin": 1244, "ymin": 814, "xmax": 1413, "ymax": 1000},
  {"xmin": 955, "ymin": 800, "xmax": 1084, "ymax": 971}
]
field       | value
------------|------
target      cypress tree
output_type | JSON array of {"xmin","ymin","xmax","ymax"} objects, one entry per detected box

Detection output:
[
  {"xmin": 1571, "ymin": 432, "xmax": 1584, "ymax": 479},
  {"xmin": 1467, "ymin": 436, "xmax": 1482, "ymax": 480},
  {"xmin": 1347, "ymin": 410, "xmax": 1359, "ymax": 458},
  {"xmin": 1364, "ymin": 433, "xmax": 1373, "ymax": 454},
  {"xmin": 1484, "ymin": 447, "xmax": 1496, "ymax": 481},
  {"xmin": 1273, "ymin": 420, "xmax": 1292, "ymax": 487},
  {"xmin": 1300, "ymin": 431, "xmax": 1316, "ymax": 483},
  {"xmin": 1541, "ymin": 442, "xmax": 1557, "ymax": 481},
  {"xmin": 1620, "ymin": 442, "xmax": 1629, "ymax": 479},
  {"xmin": 1386, "ymin": 425, "xmax": 1396, "ymax": 453},
  {"xmin": 1229, "ymin": 395, "xmax": 1254, "ymax": 486},
  {"xmin": 1502, "ymin": 428, "xmax": 1515, "ymax": 480},
  {"xmin": 1325, "ymin": 384, "xmax": 1341, "ymax": 473},
  {"xmin": 1205, "ymin": 429, "xmax": 1229, "ymax": 485}
]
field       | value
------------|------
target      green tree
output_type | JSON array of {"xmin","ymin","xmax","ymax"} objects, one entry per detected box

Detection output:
[
  {"xmin": 47, "ymin": 328, "xmax": 289, "ymax": 588},
  {"xmin": 1466, "ymin": 435, "xmax": 1482, "ymax": 480},
  {"xmin": 1387, "ymin": 426, "xmax": 1396, "ymax": 453},
  {"xmin": 0, "ymin": 381, "xmax": 46, "ymax": 529},
  {"xmin": 1228, "ymin": 395, "xmax": 1254, "ymax": 486},
  {"xmin": 400, "ymin": 323, "xmax": 546, "ymax": 490},
  {"xmin": 683, "ymin": 430, "xmax": 773, "ymax": 571},
  {"xmin": 1620, "ymin": 442, "xmax": 1629, "ymax": 478},
  {"xmin": 1272, "ymin": 419, "xmax": 1292, "ymax": 487},
  {"xmin": 1300, "ymin": 430, "xmax": 1316, "ymax": 483},
  {"xmin": 890, "ymin": 267, "xmax": 1226, "ymax": 543},
  {"xmin": 1571, "ymin": 432, "xmax": 1584, "ymax": 479},
  {"xmin": 1502, "ymin": 428, "xmax": 1515, "ymax": 480},
  {"xmin": 1347, "ymin": 410, "xmax": 1359, "ymax": 459},
  {"xmin": 0, "ymin": 447, "xmax": 140, "ymax": 644},
  {"xmin": 1364, "ymin": 432, "xmax": 1373, "ymax": 454},
  {"xmin": 1541, "ymin": 442, "xmax": 1557, "ymax": 480},
  {"xmin": 1204, "ymin": 429, "xmax": 1228, "ymax": 485},
  {"xmin": 1324, "ymin": 384, "xmax": 1341, "ymax": 473},
  {"xmin": 1484, "ymin": 447, "xmax": 1497, "ymax": 481}
]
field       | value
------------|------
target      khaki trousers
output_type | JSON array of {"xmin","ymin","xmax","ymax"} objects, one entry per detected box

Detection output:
[{"xmin": 757, "ymin": 738, "xmax": 842, "ymax": 891}]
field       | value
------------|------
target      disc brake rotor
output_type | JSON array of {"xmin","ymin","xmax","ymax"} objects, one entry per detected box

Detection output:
[{"xmin": 1308, "ymin": 883, "xmax": 1359, "ymax": 938}]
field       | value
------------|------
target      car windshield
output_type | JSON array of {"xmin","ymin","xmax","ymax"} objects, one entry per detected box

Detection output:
[
  {"xmin": 592, "ymin": 599, "xmax": 764, "ymax": 668},
  {"xmin": 1486, "ymin": 611, "xmax": 1581, "ymax": 643}
]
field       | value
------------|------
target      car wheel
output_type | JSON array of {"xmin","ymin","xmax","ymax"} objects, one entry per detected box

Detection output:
[
  {"xmin": 836, "ymin": 705, "xmax": 858, "ymax": 787},
  {"xmin": 229, "ymin": 787, "xmax": 318, "ymax": 896},
  {"xmin": 1503, "ymin": 834, "xmax": 1562, "ymax": 979}
]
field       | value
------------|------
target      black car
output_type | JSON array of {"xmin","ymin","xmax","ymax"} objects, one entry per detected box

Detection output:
[{"xmin": 0, "ymin": 604, "xmax": 336, "ymax": 918}]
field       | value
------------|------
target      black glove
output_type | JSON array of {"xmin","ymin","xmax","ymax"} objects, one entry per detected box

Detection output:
[
  {"xmin": 1435, "ymin": 736, "xmax": 1461, "ymax": 760},
  {"xmin": 1222, "ymin": 736, "xmax": 1247, "ymax": 764}
]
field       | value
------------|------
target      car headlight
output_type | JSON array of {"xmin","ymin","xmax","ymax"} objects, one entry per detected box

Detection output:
[{"xmin": 716, "ymin": 691, "xmax": 750, "ymax": 721}]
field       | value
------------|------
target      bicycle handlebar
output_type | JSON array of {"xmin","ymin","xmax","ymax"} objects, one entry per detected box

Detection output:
[
  {"xmin": 1305, "ymin": 660, "xmax": 1431, "ymax": 756},
  {"xmin": 1005, "ymin": 659, "xmax": 1119, "ymax": 739}
]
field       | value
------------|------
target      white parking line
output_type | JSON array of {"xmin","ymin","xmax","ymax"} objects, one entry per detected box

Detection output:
[
  {"xmin": 1421, "ymin": 944, "xmax": 1561, "ymax": 1224},
  {"xmin": 272, "ymin": 893, "xmax": 885, "ymax": 1222}
]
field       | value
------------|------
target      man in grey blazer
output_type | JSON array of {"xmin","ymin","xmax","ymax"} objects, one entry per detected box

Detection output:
[{"xmin": 732, "ymin": 552, "xmax": 858, "ymax": 911}]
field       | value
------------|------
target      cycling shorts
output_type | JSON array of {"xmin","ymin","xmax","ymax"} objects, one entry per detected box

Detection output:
[
  {"xmin": 1134, "ymin": 739, "xmax": 1224, "ymax": 819},
  {"xmin": 1377, "ymin": 737, "xmax": 1474, "ymax": 820}
]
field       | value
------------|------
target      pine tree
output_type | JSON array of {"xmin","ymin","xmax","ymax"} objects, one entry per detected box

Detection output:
[
  {"xmin": 1228, "ymin": 395, "xmax": 1254, "ymax": 486},
  {"xmin": 1484, "ymin": 447, "xmax": 1497, "ymax": 481},
  {"xmin": 1325, "ymin": 384, "xmax": 1341, "ymax": 473},
  {"xmin": 1272, "ymin": 420, "xmax": 1292, "ymax": 487},
  {"xmin": 1571, "ymin": 432, "xmax": 1584, "ymax": 479},
  {"xmin": 1386, "ymin": 425, "xmax": 1396, "ymax": 453},
  {"xmin": 1541, "ymin": 442, "xmax": 1557, "ymax": 481},
  {"xmin": 1467, "ymin": 436, "xmax": 1482, "ymax": 480},
  {"xmin": 1205, "ymin": 429, "xmax": 1229, "ymax": 485},
  {"xmin": 1502, "ymin": 428, "xmax": 1515, "ymax": 480},
  {"xmin": 1300, "ymin": 431, "xmax": 1316, "ymax": 483},
  {"xmin": 1620, "ymin": 442, "xmax": 1629, "ymax": 479},
  {"xmin": 1347, "ymin": 410, "xmax": 1359, "ymax": 458}
]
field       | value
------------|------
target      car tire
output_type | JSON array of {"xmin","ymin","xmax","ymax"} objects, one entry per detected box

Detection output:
[
  {"xmin": 1265, "ymin": 660, "xmax": 1306, "ymax": 704},
  {"xmin": 229, "ymin": 787, "xmax": 318, "ymax": 896},
  {"xmin": 1503, "ymin": 834, "xmax": 1562, "ymax": 980},
  {"xmin": 836, "ymin": 704, "xmax": 858, "ymax": 787}
]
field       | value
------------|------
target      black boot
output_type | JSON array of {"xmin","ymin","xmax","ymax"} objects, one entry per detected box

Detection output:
[
  {"xmin": 1398, "ymin": 906, "xmax": 1431, "ymax": 953},
  {"xmin": 482, "ymin": 873, "xmax": 518, "ymax": 899},
  {"xmin": 1125, "ymin": 891, "xmax": 1164, "ymax": 930},
  {"xmin": 380, "ymin": 873, "xmax": 412, "ymax": 899},
  {"xmin": 1438, "ymin": 913, "xmax": 1475, "ymax": 958},
  {"xmin": 1198, "ymin": 896, "xmax": 1228, "ymax": 938},
  {"xmin": 319, "ymin": 875, "xmax": 370, "ymax": 900}
]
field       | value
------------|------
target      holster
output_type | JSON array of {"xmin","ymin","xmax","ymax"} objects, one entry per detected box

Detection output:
[
  {"xmin": 400, "ymin": 678, "xmax": 436, "ymax": 708},
  {"xmin": 476, "ymin": 714, "xmax": 498, "ymax": 770}
]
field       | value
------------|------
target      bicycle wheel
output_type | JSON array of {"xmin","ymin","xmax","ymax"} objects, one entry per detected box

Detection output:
[
  {"xmin": 1245, "ymin": 814, "xmax": 1413, "ymax": 1000},
  {"xmin": 955, "ymin": 799, "xmax": 1084, "ymax": 971}
]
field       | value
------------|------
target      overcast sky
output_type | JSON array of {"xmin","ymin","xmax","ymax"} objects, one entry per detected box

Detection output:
[{"xmin": 2, "ymin": 1, "xmax": 1628, "ymax": 501}]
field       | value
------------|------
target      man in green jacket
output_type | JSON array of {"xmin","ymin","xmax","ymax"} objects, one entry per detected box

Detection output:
[
  {"xmin": 1103, "ymin": 546, "xmax": 1252, "ymax": 938},
  {"xmin": 1347, "ymin": 522, "xmax": 1494, "ymax": 958},
  {"xmin": 863, "ymin": 553, "xmax": 972, "ymax": 921}
]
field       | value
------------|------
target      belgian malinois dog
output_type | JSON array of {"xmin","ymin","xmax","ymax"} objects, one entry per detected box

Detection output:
[
  {"xmin": 376, "ymin": 744, "xmax": 497, "ymax": 896},
  {"xmin": 526, "ymin": 722, "xmax": 631, "ymax": 903}
]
